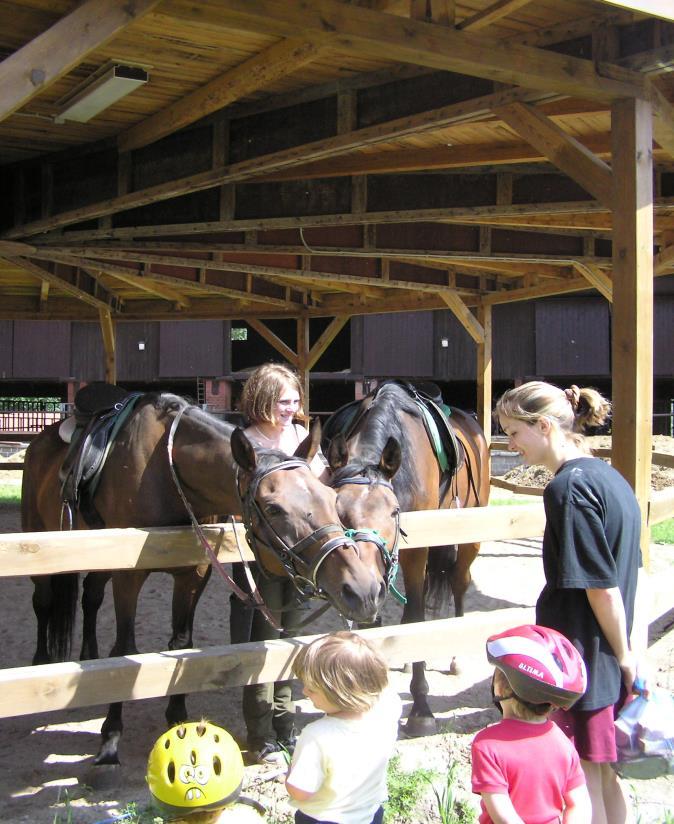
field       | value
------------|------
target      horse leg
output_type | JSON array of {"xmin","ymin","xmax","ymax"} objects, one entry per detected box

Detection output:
[
  {"xmin": 80, "ymin": 572, "xmax": 111, "ymax": 660},
  {"xmin": 164, "ymin": 564, "xmax": 213, "ymax": 728},
  {"xmin": 32, "ymin": 574, "xmax": 79, "ymax": 664},
  {"xmin": 399, "ymin": 547, "xmax": 437, "ymax": 736},
  {"xmin": 32, "ymin": 576, "xmax": 53, "ymax": 665},
  {"xmin": 450, "ymin": 542, "xmax": 480, "ymax": 618},
  {"xmin": 95, "ymin": 570, "xmax": 150, "ymax": 766}
]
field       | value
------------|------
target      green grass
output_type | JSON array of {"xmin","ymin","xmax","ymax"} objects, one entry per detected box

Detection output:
[
  {"xmin": 384, "ymin": 754, "xmax": 434, "ymax": 823},
  {"xmin": 0, "ymin": 484, "xmax": 21, "ymax": 503},
  {"xmin": 425, "ymin": 761, "xmax": 477, "ymax": 824},
  {"xmin": 652, "ymin": 519, "xmax": 674, "ymax": 544}
]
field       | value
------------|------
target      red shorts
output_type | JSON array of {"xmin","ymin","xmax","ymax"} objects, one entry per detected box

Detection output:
[{"xmin": 552, "ymin": 691, "xmax": 627, "ymax": 763}]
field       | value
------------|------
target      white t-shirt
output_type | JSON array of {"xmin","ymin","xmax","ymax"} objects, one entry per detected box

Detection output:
[{"xmin": 287, "ymin": 688, "xmax": 402, "ymax": 824}]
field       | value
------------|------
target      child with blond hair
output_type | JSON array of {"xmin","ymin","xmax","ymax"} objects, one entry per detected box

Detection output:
[{"xmin": 286, "ymin": 631, "xmax": 402, "ymax": 824}]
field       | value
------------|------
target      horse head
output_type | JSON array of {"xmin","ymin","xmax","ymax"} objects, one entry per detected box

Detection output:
[
  {"xmin": 327, "ymin": 434, "xmax": 403, "ymax": 604},
  {"xmin": 231, "ymin": 420, "xmax": 386, "ymax": 623}
]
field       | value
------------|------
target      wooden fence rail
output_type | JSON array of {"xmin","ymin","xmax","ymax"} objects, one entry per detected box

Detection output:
[{"xmin": 0, "ymin": 490, "xmax": 671, "ymax": 722}]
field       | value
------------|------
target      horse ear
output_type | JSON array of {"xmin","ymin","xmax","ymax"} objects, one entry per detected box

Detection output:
[
  {"xmin": 295, "ymin": 417, "xmax": 321, "ymax": 462},
  {"xmin": 231, "ymin": 427, "xmax": 257, "ymax": 473},
  {"xmin": 327, "ymin": 433, "xmax": 349, "ymax": 470},
  {"xmin": 379, "ymin": 436, "xmax": 402, "ymax": 480}
]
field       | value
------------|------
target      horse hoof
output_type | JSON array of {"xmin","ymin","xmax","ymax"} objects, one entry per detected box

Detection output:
[
  {"xmin": 403, "ymin": 716, "xmax": 438, "ymax": 737},
  {"xmin": 92, "ymin": 749, "xmax": 121, "ymax": 767}
]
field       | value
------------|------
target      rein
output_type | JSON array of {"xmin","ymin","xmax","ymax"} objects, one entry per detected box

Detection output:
[
  {"xmin": 167, "ymin": 404, "xmax": 283, "ymax": 631},
  {"xmin": 331, "ymin": 473, "xmax": 407, "ymax": 605},
  {"xmin": 239, "ymin": 460, "xmax": 358, "ymax": 602}
]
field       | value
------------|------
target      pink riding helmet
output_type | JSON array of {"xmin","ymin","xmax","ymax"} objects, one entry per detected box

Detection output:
[{"xmin": 487, "ymin": 624, "xmax": 587, "ymax": 710}]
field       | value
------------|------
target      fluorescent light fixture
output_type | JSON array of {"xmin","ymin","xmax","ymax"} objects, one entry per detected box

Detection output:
[{"xmin": 55, "ymin": 64, "xmax": 149, "ymax": 124}]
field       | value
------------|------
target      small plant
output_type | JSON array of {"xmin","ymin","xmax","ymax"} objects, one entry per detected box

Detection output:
[
  {"xmin": 52, "ymin": 788, "xmax": 74, "ymax": 824},
  {"xmin": 426, "ymin": 761, "xmax": 477, "ymax": 824},
  {"xmin": 384, "ymin": 753, "xmax": 434, "ymax": 822}
]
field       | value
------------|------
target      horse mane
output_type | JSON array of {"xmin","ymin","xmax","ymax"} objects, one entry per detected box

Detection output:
[
  {"xmin": 152, "ymin": 392, "xmax": 235, "ymax": 437},
  {"xmin": 351, "ymin": 382, "xmax": 422, "ymax": 500}
]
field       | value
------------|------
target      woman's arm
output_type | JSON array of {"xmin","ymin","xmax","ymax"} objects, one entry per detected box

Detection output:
[
  {"xmin": 585, "ymin": 586, "xmax": 636, "ymax": 692},
  {"xmin": 480, "ymin": 792, "xmax": 525, "ymax": 824},
  {"xmin": 562, "ymin": 783, "xmax": 592, "ymax": 823}
]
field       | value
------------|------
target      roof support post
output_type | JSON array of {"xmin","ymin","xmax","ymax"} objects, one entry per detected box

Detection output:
[
  {"xmin": 297, "ymin": 315, "xmax": 310, "ymax": 415},
  {"xmin": 611, "ymin": 97, "xmax": 653, "ymax": 563},
  {"xmin": 476, "ymin": 304, "xmax": 492, "ymax": 447},
  {"xmin": 99, "ymin": 308, "xmax": 116, "ymax": 385}
]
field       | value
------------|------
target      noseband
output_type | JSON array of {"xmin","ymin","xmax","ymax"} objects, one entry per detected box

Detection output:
[
  {"xmin": 239, "ymin": 458, "xmax": 358, "ymax": 600},
  {"xmin": 330, "ymin": 473, "xmax": 406, "ymax": 604}
]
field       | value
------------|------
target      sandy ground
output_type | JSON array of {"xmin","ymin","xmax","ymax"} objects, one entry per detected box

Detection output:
[{"xmin": 0, "ymin": 472, "xmax": 672, "ymax": 822}]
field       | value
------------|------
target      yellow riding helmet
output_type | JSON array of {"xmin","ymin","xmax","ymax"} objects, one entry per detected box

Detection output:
[{"xmin": 146, "ymin": 721, "xmax": 244, "ymax": 818}]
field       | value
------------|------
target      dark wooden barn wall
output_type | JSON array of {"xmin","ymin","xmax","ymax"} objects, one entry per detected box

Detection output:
[
  {"xmin": 535, "ymin": 298, "xmax": 610, "ymax": 377},
  {"xmin": 0, "ymin": 321, "xmax": 12, "ymax": 379},
  {"xmin": 159, "ymin": 320, "xmax": 230, "ymax": 377},
  {"xmin": 72, "ymin": 322, "xmax": 105, "ymax": 381},
  {"xmin": 13, "ymin": 321, "xmax": 70, "ymax": 378},
  {"xmin": 494, "ymin": 303, "xmax": 537, "ymax": 379}
]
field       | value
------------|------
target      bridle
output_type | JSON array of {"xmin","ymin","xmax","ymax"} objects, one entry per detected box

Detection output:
[
  {"xmin": 330, "ymin": 471, "xmax": 407, "ymax": 605},
  {"xmin": 238, "ymin": 458, "xmax": 358, "ymax": 600}
]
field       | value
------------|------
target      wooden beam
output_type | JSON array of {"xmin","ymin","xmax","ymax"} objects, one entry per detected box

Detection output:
[
  {"xmin": 98, "ymin": 308, "xmax": 116, "ymax": 385},
  {"xmin": 476, "ymin": 303, "xmax": 492, "ymax": 446},
  {"xmin": 167, "ymin": 0, "xmax": 645, "ymax": 100},
  {"xmin": 248, "ymin": 319, "xmax": 298, "ymax": 366},
  {"xmin": 297, "ymin": 316, "xmax": 310, "ymax": 408},
  {"xmin": 118, "ymin": 38, "xmax": 324, "ymax": 152},
  {"xmin": 0, "ymin": 611, "xmax": 535, "ymax": 718},
  {"xmin": 34, "ymin": 251, "xmax": 292, "ymax": 309},
  {"xmin": 306, "ymin": 315, "xmax": 349, "ymax": 370},
  {"xmin": 494, "ymin": 102, "xmax": 614, "ymax": 208},
  {"xmin": 648, "ymin": 79, "xmax": 674, "ymax": 157},
  {"xmin": 5, "ymin": 86, "xmax": 553, "ymax": 238},
  {"xmin": 15, "ymin": 258, "xmax": 119, "ymax": 312},
  {"xmin": 439, "ymin": 290, "xmax": 484, "ymax": 343},
  {"xmin": 593, "ymin": 1, "xmax": 674, "ymax": 23},
  {"xmin": 572, "ymin": 261, "xmax": 614, "ymax": 301},
  {"xmin": 611, "ymin": 97, "xmax": 654, "ymax": 563},
  {"xmin": 84, "ymin": 262, "xmax": 190, "ymax": 309},
  {"xmin": 0, "ymin": 0, "xmax": 160, "ymax": 123},
  {"xmin": 457, "ymin": 0, "xmax": 532, "ymax": 31},
  {"xmin": 481, "ymin": 276, "xmax": 595, "ymax": 304}
]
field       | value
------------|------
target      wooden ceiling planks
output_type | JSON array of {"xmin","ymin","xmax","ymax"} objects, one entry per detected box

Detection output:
[{"xmin": 0, "ymin": 0, "xmax": 671, "ymax": 320}]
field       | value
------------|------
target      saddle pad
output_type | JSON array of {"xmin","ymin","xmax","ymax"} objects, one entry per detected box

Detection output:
[{"xmin": 58, "ymin": 416, "xmax": 77, "ymax": 444}]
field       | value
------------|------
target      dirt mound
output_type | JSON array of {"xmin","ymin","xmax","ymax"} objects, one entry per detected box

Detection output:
[{"xmin": 503, "ymin": 436, "xmax": 674, "ymax": 492}]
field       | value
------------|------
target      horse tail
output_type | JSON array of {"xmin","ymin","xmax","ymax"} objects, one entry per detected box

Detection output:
[
  {"xmin": 47, "ymin": 573, "xmax": 79, "ymax": 662},
  {"xmin": 424, "ymin": 545, "xmax": 457, "ymax": 614}
]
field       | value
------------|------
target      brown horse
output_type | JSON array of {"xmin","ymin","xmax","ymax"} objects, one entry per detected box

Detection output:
[
  {"xmin": 21, "ymin": 392, "xmax": 386, "ymax": 764},
  {"xmin": 324, "ymin": 381, "xmax": 490, "ymax": 735}
]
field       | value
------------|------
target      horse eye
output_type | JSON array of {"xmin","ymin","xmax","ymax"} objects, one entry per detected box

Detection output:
[{"xmin": 265, "ymin": 504, "xmax": 283, "ymax": 517}]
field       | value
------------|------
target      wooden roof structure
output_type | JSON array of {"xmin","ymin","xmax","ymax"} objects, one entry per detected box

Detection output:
[{"xmin": 1, "ymin": 0, "xmax": 672, "ymax": 547}]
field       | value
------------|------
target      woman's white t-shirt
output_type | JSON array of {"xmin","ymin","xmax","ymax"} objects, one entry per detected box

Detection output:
[{"xmin": 287, "ymin": 688, "xmax": 402, "ymax": 823}]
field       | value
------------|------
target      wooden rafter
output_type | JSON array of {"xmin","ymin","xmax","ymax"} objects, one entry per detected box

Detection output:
[
  {"xmin": 439, "ymin": 290, "xmax": 484, "ymax": 342},
  {"xmin": 572, "ymin": 261, "xmax": 614, "ymax": 301},
  {"xmin": 0, "ymin": 0, "xmax": 161, "ymax": 123},
  {"xmin": 306, "ymin": 316, "xmax": 350, "ymax": 370},
  {"xmin": 4, "ymin": 85, "xmax": 553, "ymax": 239},
  {"xmin": 118, "ymin": 38, "xmax": 325, "ymax": 152},
  {"xmin": 15, "ymin": 258, "xmax": 119, "ymax": 311},
  {"xmin": 166, "ymin": 0, "xmax": 645, "ymax": 100},
  {"xmin": 457, "ymin": 0, "xmax": 532, "ymax": 31},
  {"xmin": 494, "ymin": 103, "xmax": 614, "ymax": 208},
  {"xmin": 98, "ymin": 308, "xmax": 116, "ymax": 384},
  {"xmin": 593, "ymin": 0, "xmax": 674, "ymax": 23},
  {"xmin": 648, "ymin": 79, "xmax": 674, "ymax": 157},
  {"xmin": 247, "ymin": 319, "xmax": 298, "ymax": 366}
]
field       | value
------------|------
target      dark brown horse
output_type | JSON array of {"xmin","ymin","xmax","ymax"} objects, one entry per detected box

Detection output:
[
  {"xmin": 21, "ymin": 392, "xmax": 386, "ymax": 764},
  {"xmin": 324, "ymin": 381, "xmax": 490, "ymax": 735}
]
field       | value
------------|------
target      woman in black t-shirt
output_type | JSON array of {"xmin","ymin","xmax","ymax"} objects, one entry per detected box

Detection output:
[{"xmin": 494, "ymin": 380, "xmax": 648, "ymax": 824}]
